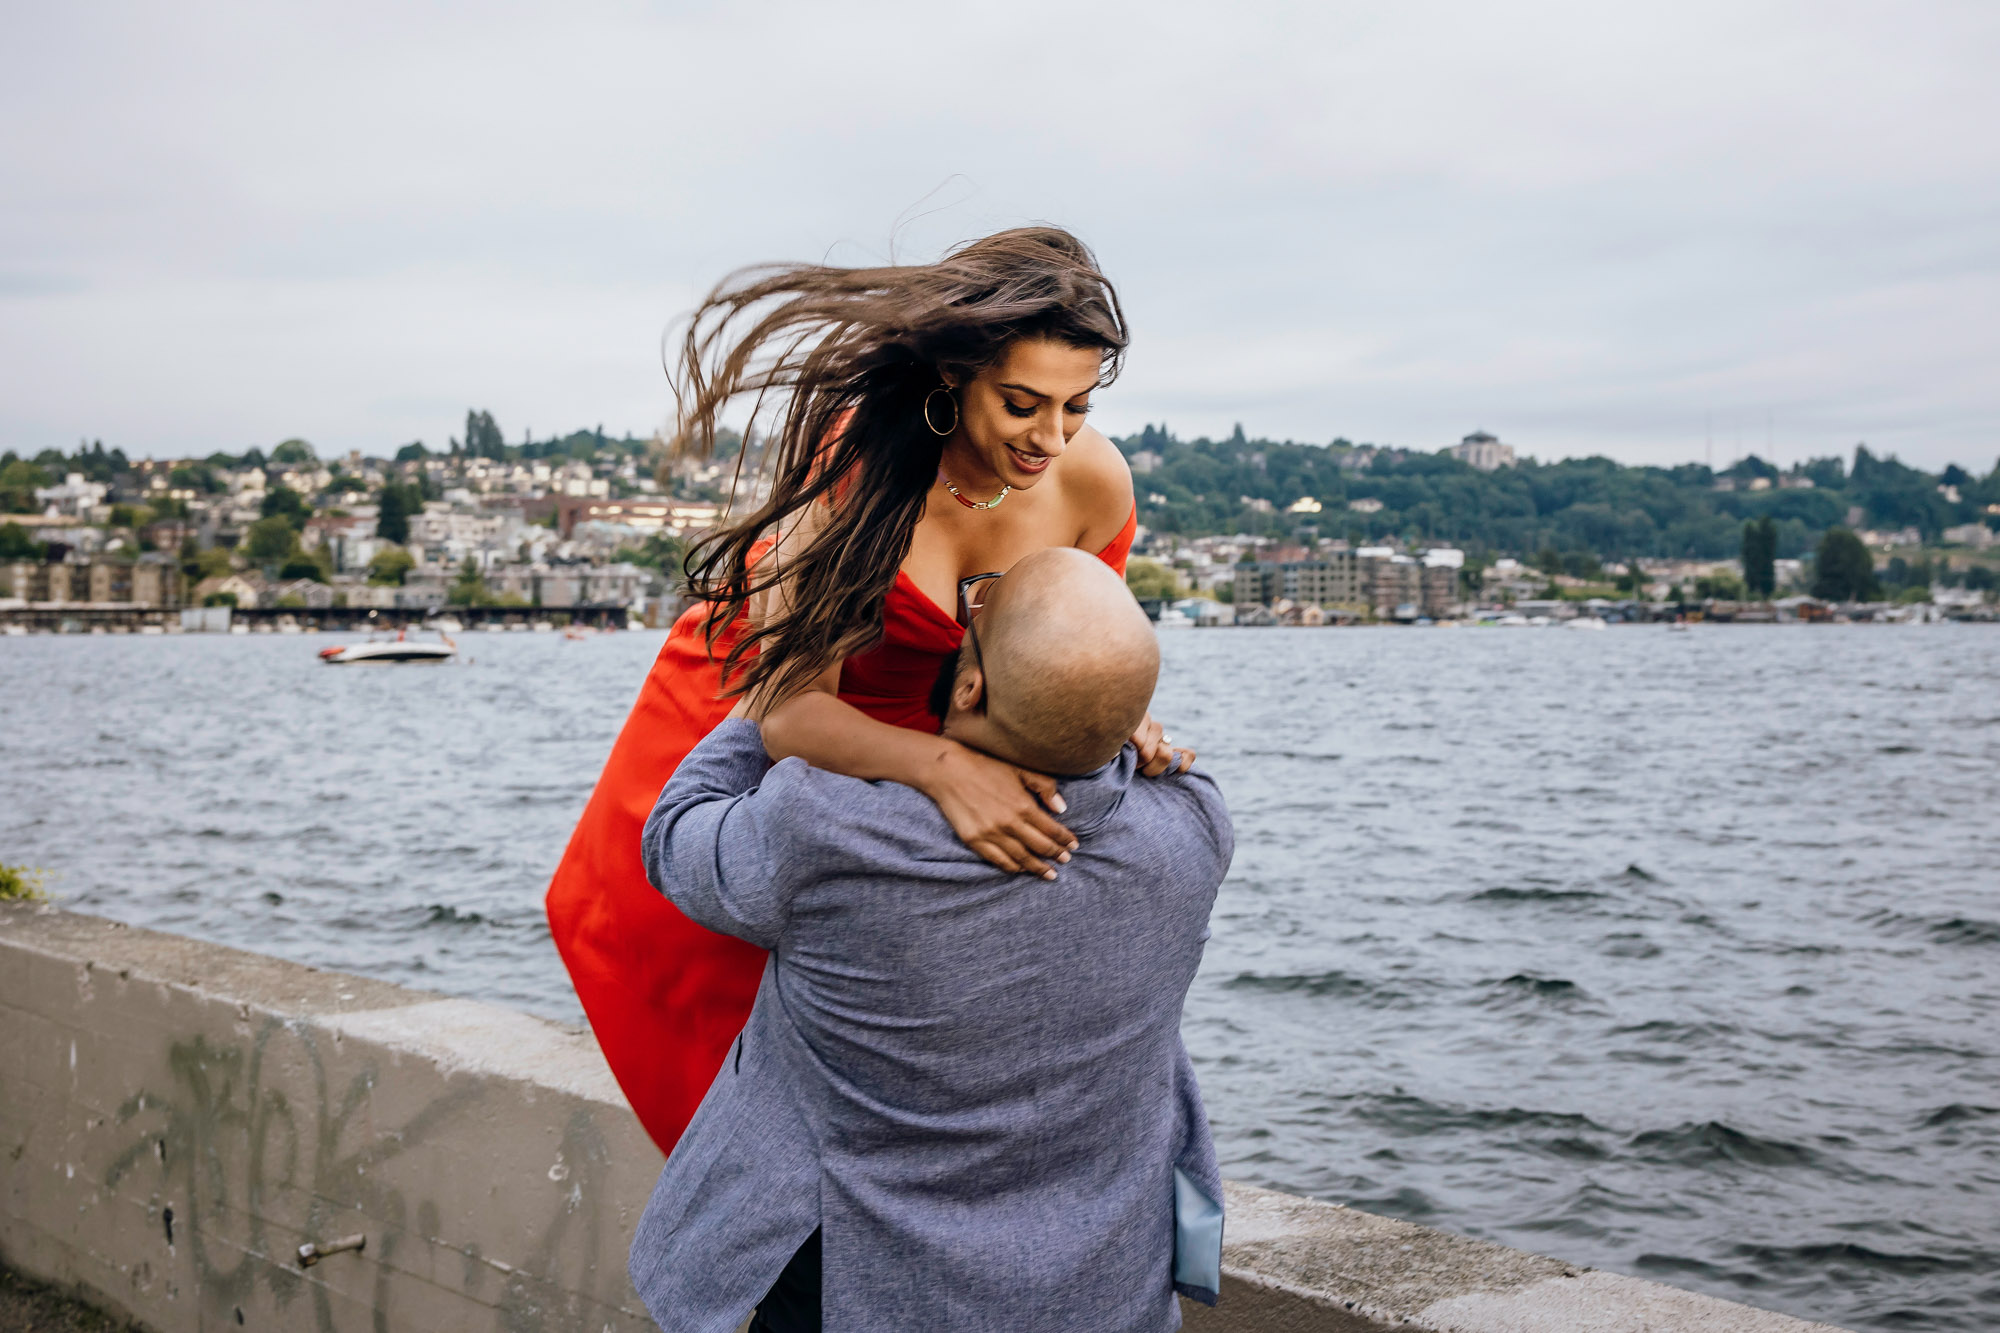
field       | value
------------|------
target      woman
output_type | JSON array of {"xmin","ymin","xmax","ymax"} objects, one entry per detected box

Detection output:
[{"xmin": 546, "ymin": 227, "xmax": 1191, "ymax": 1154}]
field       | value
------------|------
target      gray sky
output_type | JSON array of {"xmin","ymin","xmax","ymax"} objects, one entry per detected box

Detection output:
[{"xmin": 4, "ymin": 1, "xmax": 1996, "ymax": 471}]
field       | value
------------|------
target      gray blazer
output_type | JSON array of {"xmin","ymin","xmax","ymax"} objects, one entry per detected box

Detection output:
[{"xmin": 629, "ymin": 720, "xmax": 1232, "ymax": 1333}]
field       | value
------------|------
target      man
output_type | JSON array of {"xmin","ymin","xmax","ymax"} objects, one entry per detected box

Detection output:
[{"xmin": 630, "ymin": 548, "xmax": 1233, "ymax": 1332}]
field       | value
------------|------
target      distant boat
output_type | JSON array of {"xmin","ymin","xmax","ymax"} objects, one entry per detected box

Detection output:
[
  {"xmin": 1155, "ymin": 607, "xmax": 1193, "ymax": 629},
  {"xmin": 318, "ymin": 629, "xmax": 457, "ymax": 665},
  {"xmin": 1566, "ymin": 616, "xmax": 1608, "ymax": 631}
]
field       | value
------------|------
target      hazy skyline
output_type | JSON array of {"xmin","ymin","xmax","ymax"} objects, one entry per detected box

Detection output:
[{"xmin": 4, "ymin": 1, "xmax": 1996, "ymax": 471}]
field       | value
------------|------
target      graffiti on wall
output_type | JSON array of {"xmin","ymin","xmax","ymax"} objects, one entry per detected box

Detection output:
[{"xmin": 101, "ymin": 1013, "xmax": 642, "ymax": 1332}]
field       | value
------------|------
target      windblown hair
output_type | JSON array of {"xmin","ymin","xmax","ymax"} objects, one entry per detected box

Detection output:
[{"xmin": 670, "ymin": 226, "xmax": 1127, "ymax": 704}]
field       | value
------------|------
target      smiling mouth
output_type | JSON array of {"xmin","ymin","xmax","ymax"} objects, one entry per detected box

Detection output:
[{"xmin": 1007, "ymin": 445, "xmax": 1052, "ymax": 472}]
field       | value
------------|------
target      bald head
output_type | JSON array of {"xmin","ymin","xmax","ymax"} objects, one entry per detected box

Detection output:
[{"xmin": 943, "ymin": 547, "xmax": 1160, "ymax": 776}]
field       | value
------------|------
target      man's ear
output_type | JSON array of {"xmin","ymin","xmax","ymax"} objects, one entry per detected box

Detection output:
[{"xmin": 951, "ymin": 661, "xmax": 986, "ymax": 715}]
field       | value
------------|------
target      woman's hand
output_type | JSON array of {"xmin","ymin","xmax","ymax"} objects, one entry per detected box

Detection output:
[
  {"xmin": 919, "ymin": 740, "xmax": 1078, "ymax": 880},
  {"xmin": 1131, "ymin": 712, "xmax": 1194, "ymax": 777}
]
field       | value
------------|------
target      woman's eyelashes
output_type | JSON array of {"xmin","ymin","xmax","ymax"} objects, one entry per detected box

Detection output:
[{"xmin": 1002, "ymin": 400, "xmax": 1091, "ymax": 419}]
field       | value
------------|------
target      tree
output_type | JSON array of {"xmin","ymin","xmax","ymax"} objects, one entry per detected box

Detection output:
[
  {"xmin": 376, "ymin": 484, "xmax": 412, "ymax": 544},
  {"xmin": 447, "ymin": 557, "xmax": 490, "ymax": 605},
  {"xmin": 0, "ymin": 521, "xmax": 41, "ymax": 560},
  {"xmin": 465, "ymin": 410, "xmax": 506, "ymax": 460},
  {"xmin": 244, "ymin": 515, "xmax": 299, "ymax": 565},
  {"xmin": 613, "ymin": 530, "xmax": 684, "ymax": 574},
  {"xmin": 260, "ymin": 485, "xmax": 308, "ymax": 527},
  {"xmin": 1811, "ymin": 528, "xmax": 1879, "ymax": 602},
  {"xmin": 367, "ymin": 547, "xmax": 415, "ymax": 586},
  {"xmin": 1125, "ymin": 558, "xmax": 1182, "ymax": 600},
  {"xmin": 185, "ymin": 546, "xmax": 233, "ymax": 580},
  {"xmin": 270, "ymin": 439, "xmax": 316, "ymax": 465},
  {"xmin": 0, "ymin": 458, "xmax": 50, "ymax": 512},
  {"xmin": 1741, "ymin": 515, "xmax": 1778, "ymax": 596},
  {"xmin": 394, "ymin": 441, "xmax": 430, "ymax": 464}
]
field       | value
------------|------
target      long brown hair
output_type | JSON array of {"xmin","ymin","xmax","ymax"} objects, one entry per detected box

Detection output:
[{"xmin": 670, "ymin": 226, "xmax": 1127, "ymax": 705}]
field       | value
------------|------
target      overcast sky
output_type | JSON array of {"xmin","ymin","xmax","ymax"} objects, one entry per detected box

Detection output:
[{"xmin": 4, "ymin": 1, "xmax": 1996, "ymax": 471}]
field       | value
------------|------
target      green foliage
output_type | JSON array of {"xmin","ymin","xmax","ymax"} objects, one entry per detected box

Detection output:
[
  {"xmin": 244, "ymin": 515, "xmax": 299, "ymax": 564},
  {"xmin": 613, "ymin": 530, "xmax": 684, "ymax": 574},
  {"xmin": 260, "ymin": 485, "xmax": 309, "ymax": 527},
  {"xmin": 168, "ymin": 464, "xmax": 220, "ymax": 493},
  {"xmin": 1811, "ymin": 528, "xmax": 1880, "ymax": 602},
  {"xmin": 367, "ymin": 547, "xmax": 415, "ymax": 586},
  {"xmin": 275, "ymin": 593, "xmax": 307, "ymax": 608},
  {"xmin": 270, "ymin": 438, "xmax": 316, "ymax": 465},
  {"xmin": 1741, "ymin": 515, "xmax": 1778, "ymax": 596},
  {"xmin": 1125, "ymin": 558, "xmax": 1183, "ymax": 600},
  {"xmin": 203, "ymin": 591, "xmax": 239, "ymax": 607},
  {"xmin": 0, "ymin": 521, "xmax": 43, "ymax": 561},
  {"xmin": 1882, "ymin": 553, "xmax": 1934, "ymax": 590},
  {"xmin": 447, "ymin": 556, "xmax": 490, "ymax": 605},
  {"xmin": 0, "ymin": 864, "xmax": 50, "ymax": 901},
  {"xmin": 278, "ymin": 557, "xmax": 325, "ymax": 582},
  {"xmin": 1695, "ymin": 572, "xmax": 1746, "ymax": 601},
  {"xmin": 1116, "ymin": 429, "xmax": 1994, "ymax": 560},
  {"xmin": 376, "ymin": 482, "xmax": 420, "ymax": 544},
  {"xmin": 0, "ymin": 457, "xmax": 50, "ymax": 512},
  {"xmin": 186, "ymin": 547, "xmax": 233, "ymax": 580},
  {"xmin": 394, "ymin": 441, "xmax": 430, "ymax": 463},
  {"xmin": 465, "ymin": 409, "xmax": 507, "ymax": 460},
  {"xmin": 1967, "ymin": 566, "xmax": 1996, "ymax": 592},
  {"xmin": 1895, "ymin": 586, "xmax": 1931, "ymax": 604}
]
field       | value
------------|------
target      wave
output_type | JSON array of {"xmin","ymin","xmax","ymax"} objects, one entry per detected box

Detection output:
[
  {"xmin": 1480, "ymin": 973, "xmax": 1593, "ymax": 1009},
  {"xmin": 1921, "ymin": 1103, "xmax": 2000, "ymax": 1128},
  {"xmin": 1221, "ymin": 969, "xmax": 1415, "ymax": 1008},
  {"xmin": 1469, "ymin": 886, "xmax": 1605, "ymax": 905},
  {"xmin": 1860, "ymin": 909, "xmax": 2000, "ymax": 948},
  {"xmin": 1350, "ymin": 1091, "xmax": 1607, "ymax": 1139},
  {"xmin": 1238, "ymin": 748, "xmax": 1342, "ymax": 763},
  {"xmin": 412, "ymin": 904, "xmax": 508, "ymax": 929},
  {"xmin": 1729, "ymin": 1239, "xmax": 1978, "ymax": 1278},
  {"xmin": 1627, "ymin": 1119, "xmax": 1819, "ymax": 1169}
]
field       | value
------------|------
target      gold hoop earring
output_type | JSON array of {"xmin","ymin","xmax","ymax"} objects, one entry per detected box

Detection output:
[{"xmin": 923, "ymin": 386, "xmax": 959, "ymax": 437}]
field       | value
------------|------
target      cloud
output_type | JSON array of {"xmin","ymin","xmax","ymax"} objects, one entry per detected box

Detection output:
[{"xmin": 3, "ymin": 0, "xmax": 1996, "ymax": 469}]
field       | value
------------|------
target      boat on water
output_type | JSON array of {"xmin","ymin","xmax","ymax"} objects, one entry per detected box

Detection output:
[
  {"xmin": 1566, "ymin": 615, "xmax": 1608, "ymax": 630},
  {"xmin": 318, "ymin": 629, "xmax": 457, "ymax": 665},
  {"xmin": 1155, "ymin": 607, "xmax": 1193, "ymax": 630}
]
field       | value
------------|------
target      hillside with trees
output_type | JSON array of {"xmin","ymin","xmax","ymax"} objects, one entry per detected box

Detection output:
[{"xmin": 1116, "ymin": 425, "xmax": 2000, "ymax": 565}]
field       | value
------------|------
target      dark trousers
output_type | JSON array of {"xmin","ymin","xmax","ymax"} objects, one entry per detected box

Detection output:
[{"xmin": 747, "ymin": 1228, "xmax": 820, "ymax": 1333}]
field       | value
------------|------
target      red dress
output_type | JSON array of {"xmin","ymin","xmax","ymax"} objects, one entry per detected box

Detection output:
[{"xmin": 545, "ymin": 511, "xmax": 1139, "ymax": 1154}]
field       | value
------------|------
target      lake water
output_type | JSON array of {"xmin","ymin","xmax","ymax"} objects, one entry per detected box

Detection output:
[{"xmin": 5, "ymin": 625, "xmax": 1996, "ymax": 1331}]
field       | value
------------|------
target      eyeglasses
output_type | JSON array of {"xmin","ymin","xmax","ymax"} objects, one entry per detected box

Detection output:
[{"xmin": 956, "ymin": 571, "xmax": 1004, "ymax": 699}]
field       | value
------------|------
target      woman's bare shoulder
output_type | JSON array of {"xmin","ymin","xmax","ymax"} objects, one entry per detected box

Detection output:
[{"xmin": 1062, "ymin": 424, "xmax": 1135, "ymax": 545}]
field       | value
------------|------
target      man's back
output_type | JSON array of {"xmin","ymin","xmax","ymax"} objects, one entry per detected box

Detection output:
[{"xmin": 631, "ymin": 720, "xmax": 1231, "ymax": 1333}]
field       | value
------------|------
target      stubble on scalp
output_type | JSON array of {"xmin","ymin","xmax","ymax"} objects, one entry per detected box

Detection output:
[{"xmin": 980, "ymin": 550, "xmax": 1161, "ymax": 776}]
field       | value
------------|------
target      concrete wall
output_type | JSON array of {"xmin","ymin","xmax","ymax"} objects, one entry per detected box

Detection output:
[{"xmin": 0, "ymin": 904, "xmax": 1847, "ymax": 1333}]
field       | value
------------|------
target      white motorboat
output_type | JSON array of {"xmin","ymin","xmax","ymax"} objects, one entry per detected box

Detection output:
[
  {"xmin": 319, "ymin": 630, "xmax": 457, "ymax": 665},
  {"xmin": 1566, "ymin": 615, "xmax": 1608, "ymax": 630},
  {"xmin": 1155, "ymin": 607, "xmax": 1193, "ymax": 630}
]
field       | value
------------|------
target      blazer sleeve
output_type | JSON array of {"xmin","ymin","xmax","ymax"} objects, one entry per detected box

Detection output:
[{"xmin": 640, "ymin": 717, "xmax": 810, "ymax": 949}]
